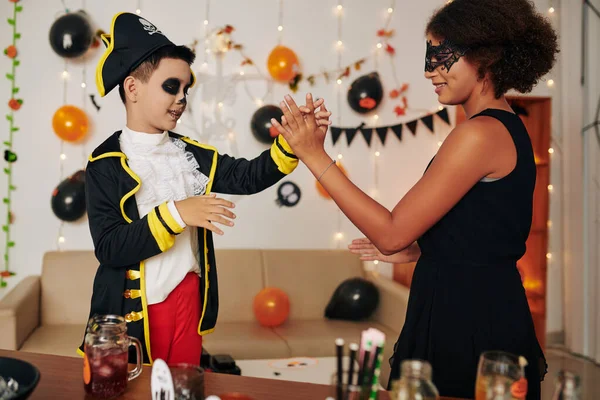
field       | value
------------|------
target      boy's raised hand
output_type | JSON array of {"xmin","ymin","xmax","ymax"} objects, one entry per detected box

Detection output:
[
  {"xmin": 175, "ymin": 194, "xmax": 236, "ymax": 235},
  {"xmin": 279, "ymin": 96, "xmax": 332, "ymax": 136},
  {"xmin": 273, "ymin": 94, "xmax": 332, "ymax": 160}
]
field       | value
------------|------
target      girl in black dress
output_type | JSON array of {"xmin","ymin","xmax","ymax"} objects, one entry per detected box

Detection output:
[{"xmin": 271, "ymin": 0, "xmax": 559, "ymax": 398}]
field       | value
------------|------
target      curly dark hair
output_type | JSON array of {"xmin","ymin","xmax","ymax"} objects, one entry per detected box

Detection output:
[{"xmin": 426, "ymin": 0, "xmax": 559, "ymax": 98}]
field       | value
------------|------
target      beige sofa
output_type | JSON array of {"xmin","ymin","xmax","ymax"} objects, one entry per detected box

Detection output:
[{"xmin": 0, "ymin": 249, "xmax": 409, "ymax": 386}]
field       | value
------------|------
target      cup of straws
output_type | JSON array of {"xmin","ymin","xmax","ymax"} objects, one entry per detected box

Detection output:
[{"xmin": 331, "ymin": 328, "xmax": 386, "ymax": 400}]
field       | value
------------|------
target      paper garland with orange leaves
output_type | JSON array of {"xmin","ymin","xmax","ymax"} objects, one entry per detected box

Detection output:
[
  {"xmin": 1, "ymin": 0, "xmax": 22, "ymax": 287},
  {"xmin": 330, "ymin": 108, "xmax": 451, "ymax": 147}
]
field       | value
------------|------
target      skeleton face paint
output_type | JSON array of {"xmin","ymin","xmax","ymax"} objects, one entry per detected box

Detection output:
[
  {"xmin": 161, "ymin": 78, "xmax": 190, "ymax": 104},
  {"xmin": 425, "ymin": 39, "xmax": 467, "ymax": 73}
]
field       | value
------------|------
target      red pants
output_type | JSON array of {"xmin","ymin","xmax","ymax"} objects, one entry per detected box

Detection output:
[{"xmin": 147, "ymin": 272, "xmax": 203, "ymax": 366}]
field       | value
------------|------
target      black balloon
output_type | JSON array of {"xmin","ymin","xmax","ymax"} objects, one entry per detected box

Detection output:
[
  {"xmin": 49, "ymin": 11, "xmax": 94, "ymax": 58},
  {"xmin": 347, "ymin": 72, "xmax": 384, "ymax": 114},
  {"xmin": 251, "ymin": 105, "xmax": 284, "ymax": 144},
  {"xmin": 325, "ymin": 277, "xmax": 379, "ymax": 321},
  {"xmin": 51, "ymin": 170, "xmax": 86, "ymax": 222}
]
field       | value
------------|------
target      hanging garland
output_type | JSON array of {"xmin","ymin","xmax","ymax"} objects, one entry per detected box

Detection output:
[
  {"xmin": 330, "ymin": 107, "xmax": 451, "ymax": 147},
  {"xmin": 2, "ymin": 0, "xmax": 23, "ymax": 287}
]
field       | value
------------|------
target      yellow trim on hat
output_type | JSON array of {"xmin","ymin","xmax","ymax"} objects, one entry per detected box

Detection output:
[{"xmin": 96, "ymin": 12, "xmax": 125, "ymax": 97}]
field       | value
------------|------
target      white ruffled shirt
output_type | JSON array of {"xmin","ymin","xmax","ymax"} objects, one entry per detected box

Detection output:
[{"xmin": 119, "ymin": 127, "xmax": 207, "ymax": 305}]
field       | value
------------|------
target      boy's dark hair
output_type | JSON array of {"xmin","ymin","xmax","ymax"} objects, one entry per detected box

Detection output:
[
  {"xmin": 119, "ymin": 44, "xmax": 196, "ymax": 103},
  {"xmin": 426, "ymin": 0, "xmax": 559, "ymax": 98}
]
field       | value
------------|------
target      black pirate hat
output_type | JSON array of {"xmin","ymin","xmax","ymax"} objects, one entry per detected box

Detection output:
[{"xmin": 95, "ymin": 12, "xmax": 196, "ymax": 97}]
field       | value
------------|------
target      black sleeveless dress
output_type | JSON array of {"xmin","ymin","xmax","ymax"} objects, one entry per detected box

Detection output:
[{"xmin": 388, "ymin": 109, "xmax": 547, "ymax": 399}]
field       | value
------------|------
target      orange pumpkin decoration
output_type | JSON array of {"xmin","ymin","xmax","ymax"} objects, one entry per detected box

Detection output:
[
  {"xmin": 5, "ymin": 45, "xmax": 17, "ymax": 58},
  {"xmin": 8, "ymin": 99, "xmax": 21, "ymax": 111}
]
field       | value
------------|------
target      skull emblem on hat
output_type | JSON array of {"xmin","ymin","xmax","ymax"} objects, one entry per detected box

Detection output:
[{"xmin": 138, "ymin": 18, "xmax": 163, "ymax": 36}]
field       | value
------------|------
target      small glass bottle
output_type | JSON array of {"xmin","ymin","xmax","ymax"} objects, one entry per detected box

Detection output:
[
  {"xmin": 551, "ymin": 370, "xmax": 581, "ymax": 400},
  {"xmin": 390, "ymin": 360, "xmax": 439, "ymax": 400}
]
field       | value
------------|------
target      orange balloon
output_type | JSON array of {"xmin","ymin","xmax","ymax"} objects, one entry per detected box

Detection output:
[
  {"xmin": 52, "ymin": 105, "xmax": 89, "ymax": 142},
  {"xmin": 316, "ymin": 161, "xmax": 347, "ymax": 200},
  {"xmin": 267, "ymin": 45, "xmax": 300, "ymax": 82},
  {"xmin": 253, "ymin": 287, "xmax": 290, "ymax": 327}
]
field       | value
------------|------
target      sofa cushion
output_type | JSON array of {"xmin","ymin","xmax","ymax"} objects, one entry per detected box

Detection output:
[
  {"xmin": 41, "ymin": 251, "xmax": 98, "ymax": 326},
  {"xmin": 213, "ymin": 250, "xmax": 265, "ymax": 323},
  {"xmin": 261, "ymin": 250, "xmax": 363, "ymax": 320},
  {"xmin": 273, "ymin": 319, "xmax": 396, "ymax": 388},
  {"xmin": 202, "ymin": 322, "xmax": 290, "ymax": 360},
  {"xmin": 20, "ymin": 324, "xmax": 84, "ymax": 357}
]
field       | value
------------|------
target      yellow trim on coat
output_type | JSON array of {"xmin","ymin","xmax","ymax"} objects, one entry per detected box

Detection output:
[
  {"xmin": 182, "ymin": 137, "xmax": 218, "ymax": 335},
  {"xmin": 147, "ymin": 207, "xmax": 175, "ymax": 252},
  {"xmin": 139, "ymin": 260, "xmax": 153, "ymax": 364},
  {"xmin": 157, "ymin": 202, "xmax": 184, "ymax": 234},
  {"xmin": 270, "ymin": 136, "xmax": 298, "ymax": 175}
]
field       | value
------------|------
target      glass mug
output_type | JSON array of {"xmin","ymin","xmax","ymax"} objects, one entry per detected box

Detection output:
[
  {"xmin": 83, "ymin": 314, "xmax": 143, "ymax": 399},
  {"xmin": 475, "ymin": 351, "xmax": 526, "ymax": 400},
  {"xmin": 169, "ymin": 364, "xmax": 205, "ymax": 400}
]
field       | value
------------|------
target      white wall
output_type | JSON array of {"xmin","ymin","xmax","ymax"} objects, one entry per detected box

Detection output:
[{"xmin": 0, "ymin": 0, "xmax": 567, "ymax": 337}]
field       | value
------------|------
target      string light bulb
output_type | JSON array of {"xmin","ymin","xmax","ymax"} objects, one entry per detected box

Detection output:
[
  {"xmin": 375, "ymin": 151, "xmax": 381, "ymax": 157},
  {"xmin": 548, "ymin": 6, "xmax": 555, "ymax": 13},
  {"xmin": 337, "ymin": 79, "xmax": 342, "ymax": 85},
  {"xmin": 547, "ymin": 79, "xmax": 555, "ymax": 88},
  {"xmin": 335, "ymin": 232, "xmax": 344, "ymax": 240},
  {"xmin": 61, "ymin": 70, "xmax": 70, "ymax": 80},
  {"xmin": 58, "ymin": 236, "xmax": 65, "ymax": 244},
  {"xmin": 376, "ymin": 43, "xmax": 383, "ymax": 49},
  {"xmin": 277, "ymin": 25, "xmax": 283, "ymax": 32},
  {"xmin": 546, "ymin": 252, "xmax": 552, "ymax": 259},
  {"xmin": 135, "ymin": 9, "xmax": 141, "ymax": 15},
  {"xmin": 387, "ymin": 7, "xmax": 394, "ymax": 13},
  {"xmin": 337, "ymin": 154, "xmax": 343, "ymax": 160},
  {"xmin": 548, "ymin": 148, "xmax": 554, "ymax": 154},
  {"xmin": 60, "ymin": 153, "xmax": 66, "ymax": 160},
  {"xmin": 548, "ymin": 184, "xmax": 554, "ymax": 192}
]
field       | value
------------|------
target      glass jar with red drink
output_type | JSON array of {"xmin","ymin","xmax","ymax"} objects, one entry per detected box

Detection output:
[{"xmin": 83, "ymin": 314, "xmax": 143, "ymax": 398}]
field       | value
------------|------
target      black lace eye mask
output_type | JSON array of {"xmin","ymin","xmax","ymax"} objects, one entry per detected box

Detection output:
[{"xmin": 425, "ymin": 39, "xmax": 468, "ymax": 73}]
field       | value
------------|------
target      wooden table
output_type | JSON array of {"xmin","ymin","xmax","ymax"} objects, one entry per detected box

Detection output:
[{"xmin": 0, "ymin": 350, "xmax": 466, "ymax": 399}]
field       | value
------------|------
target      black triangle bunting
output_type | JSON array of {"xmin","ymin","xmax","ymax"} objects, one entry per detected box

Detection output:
[
  {"xmin": 421, "ymin": 114, "xmax": 434, "ymax": 133},
  {"xmin": 345, "ymin": 128, "xmax": 358, "ymax": 146},
  {"xmin": 360, "ymin": 127, "xmax": 373, "ymax": 147},
  {"xmin": 390, "ymin": 124, "xmax": 402, "ymax": 141},
  {"xmin": 331, "ymin": 127, "xmax": 343, "ymax": 145},
  {"xmin": 376, "ymin": 127, "xmax": 388, "ymax": 145},
  {"xmin": 436, "ymin": 108, "xmax": 450, "ymax": 125},
  {"xmin": 406, "ymin": 120, "xmax": 418, "ymax": 135},
  {"xmin": 329, "ymin": 108, "xmax": 451, "ymax": 147}
]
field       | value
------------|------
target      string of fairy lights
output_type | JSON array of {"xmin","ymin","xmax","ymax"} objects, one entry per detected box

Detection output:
[{"xmin": 56, "ymin": 0, "xmax": 89, "ymax": 249}]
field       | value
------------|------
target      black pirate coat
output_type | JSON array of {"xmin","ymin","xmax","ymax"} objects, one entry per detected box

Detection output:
[{"xmin": 77, "ymin": 131, "xmax": 297, "ymax": 364}]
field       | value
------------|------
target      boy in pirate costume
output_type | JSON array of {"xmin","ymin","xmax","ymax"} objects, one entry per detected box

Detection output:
[{"xmin": 77, "ymin": 12, "xmax": 331, "ymax": 366}]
